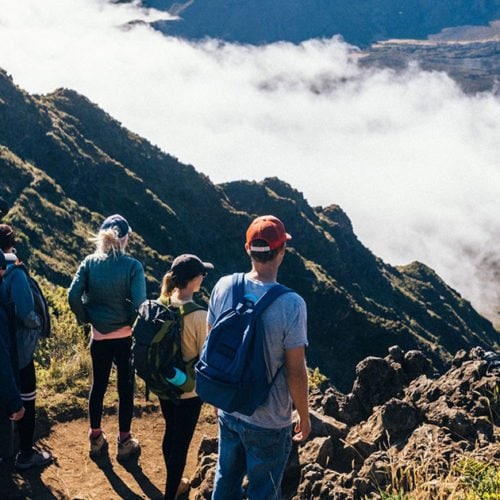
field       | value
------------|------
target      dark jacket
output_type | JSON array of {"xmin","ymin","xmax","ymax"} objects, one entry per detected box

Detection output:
[
  {"xmin": 68, "ymin": 252, "xmax": 146, "ymax": 333},
  {"xmin": 0, "ymin": 264, "xmax": 41, "ymax": 369},
  {"xmin": 0, "ymin": 306, "xmax": 22, "ymax": 416}
]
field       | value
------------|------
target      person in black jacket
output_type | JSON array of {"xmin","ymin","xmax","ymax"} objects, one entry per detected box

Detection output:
[
  {"xmin": 0, "ymin": 234, "xmax": 52, "ymax": 470},
  {"xmin": 0, "ymin": 252, "xmax": 25, "ymax": 465}
]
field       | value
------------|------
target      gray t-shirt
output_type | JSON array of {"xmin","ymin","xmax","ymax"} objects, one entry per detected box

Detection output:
[{"xmin": 207, "ymin": 273, "xmax": 308, "ymax": 429}]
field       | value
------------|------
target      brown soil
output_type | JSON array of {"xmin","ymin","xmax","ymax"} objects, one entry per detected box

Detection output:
[{"xmin": 0, "ymin": 405, "xmax": 218, "ymax": 499}]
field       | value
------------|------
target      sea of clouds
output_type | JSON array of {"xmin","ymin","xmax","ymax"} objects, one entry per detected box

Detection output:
[{"xmin": 0, "ymin": 0, "xmax": 499, "ymax": 323}]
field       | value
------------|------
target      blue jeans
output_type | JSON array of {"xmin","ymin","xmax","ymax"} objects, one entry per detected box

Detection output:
[{"xmin": 212, "ymin": 413, "xmax": 292, "ymax": 500}]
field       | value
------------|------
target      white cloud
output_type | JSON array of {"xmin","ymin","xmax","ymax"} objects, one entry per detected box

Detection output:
[{"xmin": 1, "ymin": 0, "xmax": 499, "ymax": 323}]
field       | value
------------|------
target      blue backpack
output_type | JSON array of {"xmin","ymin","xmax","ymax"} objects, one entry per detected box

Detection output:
[
  {"xmin": 9, "ymin": 264, "xmax": 51, "ymax": 338},
  {"xmin": 195, "ymin": 273, "xmax": 291, "ymax": 416}
]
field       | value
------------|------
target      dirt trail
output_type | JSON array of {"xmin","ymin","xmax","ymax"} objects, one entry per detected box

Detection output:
[{"xmin": 0, "ymin": 408, "xmax": 217, "ymax": 499}]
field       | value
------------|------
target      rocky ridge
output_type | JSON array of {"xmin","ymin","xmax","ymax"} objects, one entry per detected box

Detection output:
[{"xmin": 191, "ymin": 347, "xmax": 499, "ymax": 498}]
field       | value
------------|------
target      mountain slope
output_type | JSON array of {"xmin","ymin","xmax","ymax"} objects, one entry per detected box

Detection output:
[
  {"xmin": 0, "ymin": 69, "xmax": 497, "ymax": 390},
  {"xmin": 142, "ymin": 0, "xmax": 500, "ymax": 94},
  {"xmin": 147, "ymin": 0, "xmax": 500, "ymax": 47},
  {"xmin": 221, "ymin": 179, "xmax": 497, "ymax": 378}
]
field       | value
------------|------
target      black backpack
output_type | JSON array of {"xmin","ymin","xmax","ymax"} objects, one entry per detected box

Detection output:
[
  {"xmin": 12, "ymin": 264, "xmax": 51, "ymax": 338},
  {"xmin": 132, "ymin": 299, "xmax": 204, "ymax": 401}
]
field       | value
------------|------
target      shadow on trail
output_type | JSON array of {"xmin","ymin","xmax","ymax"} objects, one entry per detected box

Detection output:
[
  {"xmin": 90, "ymin": 453, "xmax": 137, "ymax": 499},
  {"xmin": 119, "ymin": 459, "xmax": 163, "ymax": 499},
  {"xmin": 91, "ymin": 452, "xmax": 163, "ymax": 499},
  {"xmin": 0, "ymin": 414, "xmax": 56, "ymax": 500},
  {"xmin": 0, "ymin": 457, "xmax": 59, "ymax": 500}
]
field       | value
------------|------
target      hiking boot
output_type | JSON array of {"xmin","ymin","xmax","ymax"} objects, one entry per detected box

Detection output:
[
  {"xmin": 177, "ymin": 477, "xmax": 190, "ymax": 496},
  {"xmin": 89, "ymin": 431, "xmax": 108, "ymax": 458},
  {"xmin": 15, "ymin": 449, "xmax": 53, "ymax": 470},
  {"xmin": 117, "ymin": 436, "xmax": 140, "ymax": 461}
]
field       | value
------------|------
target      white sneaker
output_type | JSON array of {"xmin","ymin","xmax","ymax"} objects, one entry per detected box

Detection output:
[
  {"xmin": 89, "ymin": 432, "xmax": 108, "ymax": 458},
  {"xmin": 117, "ymin": 436, "xmax": 140, "ymax": 461},
  {"xmin": 15, "ymin": 449, "xmax": 53, "ymax": 470}
]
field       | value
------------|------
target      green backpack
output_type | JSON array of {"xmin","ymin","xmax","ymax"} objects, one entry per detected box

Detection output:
[{"xmin": 132, "ymin": 298, "xmax": 204, "ymax": 400}]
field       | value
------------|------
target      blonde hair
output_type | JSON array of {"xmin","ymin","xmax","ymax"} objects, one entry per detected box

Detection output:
[{"xmin": 90, "ymin": 228, "xmax": 128, "ymax": 256}]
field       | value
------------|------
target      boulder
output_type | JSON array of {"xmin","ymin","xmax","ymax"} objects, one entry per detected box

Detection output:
[
  {"xmin": 191, "ymin": 452, "xmax": 217, "ymax": 500},
  {"xmin": 381, "ymin": 398, "xmax": 421, "ymax": 441},
  {"xmin": 344, "ymin": 412, "xmax": 385, "ymax": 464},
  {"xmin": 387, "ymin": 344, "xmax": 405, "ymax": 364},
  {"xmin": 320, "ymin": 386, "xmax": 346, "ymax": 420},
  {"xmin": 300, "ymin": 436, "xmax": 334, "ymax": 469},
  {"xmin": 357, "ymin": 450, "xmax": 391, "ymax": 490},
  {"xmin": 351, "ymin": 356, "xmax": 405, "ymax": 417},
  {"xmin": 426, "ymin": 401, "xmax": 477, "ymax": 441},
  {"xmin": 191, "ymin": 436, "xmax": 218, "ymax": 498},
  {"xmin": 294, "ymin": 463, "xmax": 339, "ymax": 500},
  {"xmin": 309, "ymin": 408, "xmax": 348, "ymax": 442},
  {"xmin": 402, "ymin": 350, "xmax": 436, "ymax": 380}
]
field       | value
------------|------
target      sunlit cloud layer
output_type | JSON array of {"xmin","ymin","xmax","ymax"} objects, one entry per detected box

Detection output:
[{"xmin": 1, "ymin": 0, "xmax": 499, "ymax": 322}]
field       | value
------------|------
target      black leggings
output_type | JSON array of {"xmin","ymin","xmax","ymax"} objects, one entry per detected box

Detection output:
[
  {"xmin": 18, "ymin": 360, "xmax": 36, "ymax": 454},
  {"xmin": 89, "ymin": 337, "xmax": 134, "ymax": 432},
  {"xmin": 160, "ymin": 397, "xmax": 202, "ymax": 500}
]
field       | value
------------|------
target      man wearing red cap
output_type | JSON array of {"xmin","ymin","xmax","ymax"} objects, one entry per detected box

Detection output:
[{"xmin": 207, "ymin": 215, "xmax": 310, "ymax": 500}]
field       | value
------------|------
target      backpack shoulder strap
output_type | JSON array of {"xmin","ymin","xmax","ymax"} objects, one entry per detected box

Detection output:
[
  {"xmin": 10, "ymin": 261, "xmax": 28, "ymax": 274},
  {"xmin": 8, "ymin": 262, "xmax": 28, "ymax": 282},
  {"xmin": 253, "ymin": 284, "xmax": 292, "ymax": 316},
  {"xmin": 179, "ymin": 301, "xmax": 206, "ymax": 316},
  {"xmin": 158, "ymin": 297, "xmax": 205, "ymax": 317},
  {"xmin": 158, "ymin": 296, "xmax": 170, "ymax": 307},
  {"xmin": 231, "ymin": 272, "xmax": 246, "ymax": 308},
  {"xmin": 254, "ymin": 284, "xmax": 292, "ymax": 385}
]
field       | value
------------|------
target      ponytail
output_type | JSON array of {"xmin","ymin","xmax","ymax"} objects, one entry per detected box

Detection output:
[
  {"xmin": 160, "ymin": 270, "xmax": 191, "ymax": 299},
  {"xmin": 160, "ymin": 271, "xmax": 176, "ymax": 300},
  {"xmin": 90, "ymin": 228, "xmax": 127, "ymax": 256}
]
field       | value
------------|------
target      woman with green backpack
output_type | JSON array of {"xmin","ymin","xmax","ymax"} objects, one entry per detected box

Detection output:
[{"xmin": 158, "ymin": 254, "xmax": 213, "ymax": 500}]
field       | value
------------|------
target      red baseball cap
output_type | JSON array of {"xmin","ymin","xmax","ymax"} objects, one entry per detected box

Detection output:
[{"xmin": 246, "ymin": 215, "xmax": 292, "ymax": 252}]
